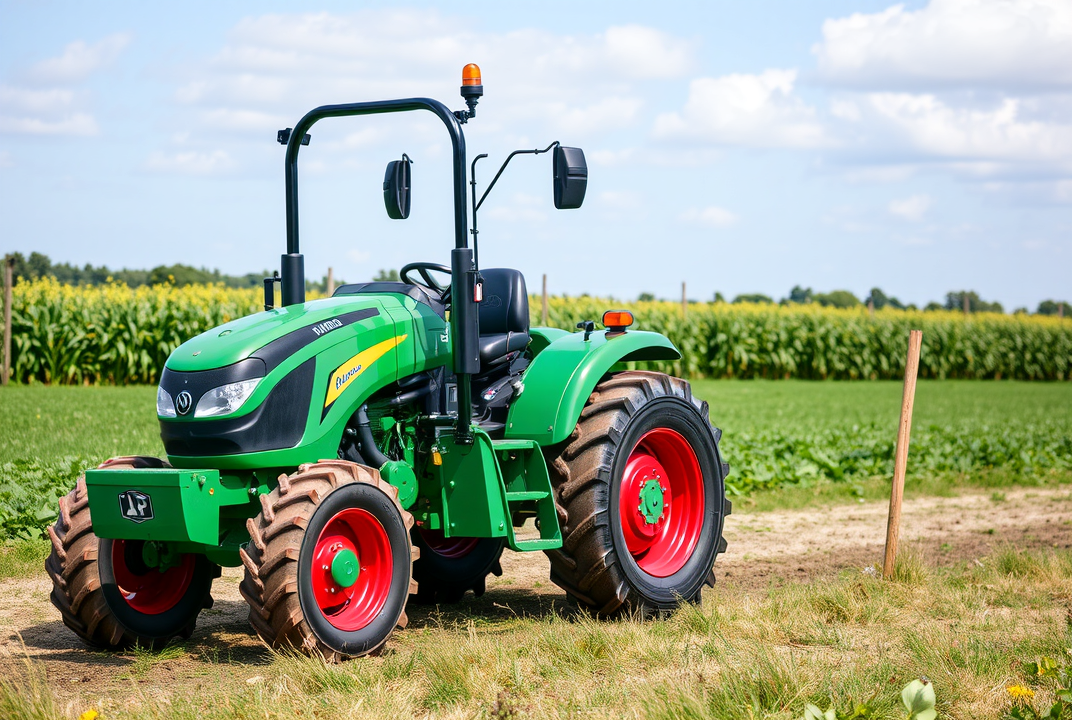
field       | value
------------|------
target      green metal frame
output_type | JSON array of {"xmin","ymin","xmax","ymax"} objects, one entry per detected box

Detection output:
[{"xmin": 505, "ymin": 329, "xmax": 681, "ymax": 445}]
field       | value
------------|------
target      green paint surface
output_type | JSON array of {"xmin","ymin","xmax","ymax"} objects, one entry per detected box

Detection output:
[
  {"xmin": 505, "ymin": 329, "xmax": 680, "ymax": 445},
  {"xmin": 638, "ymin": 479, "xmax": 665, "ymax": 525},
  {"xmin": 331, "ymin": 547, "xmax": 359, "ymax": 588}
]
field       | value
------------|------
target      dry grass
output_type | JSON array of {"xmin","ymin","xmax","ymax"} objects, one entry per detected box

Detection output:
[{"xmin": 4, "ymin": 546, "xmax": 1070, "ymax": 720}]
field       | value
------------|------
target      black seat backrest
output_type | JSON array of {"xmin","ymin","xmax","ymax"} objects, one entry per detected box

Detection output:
[{"xmin": 479, "ymin": 268, "xmax": 528, "ymax": 335}]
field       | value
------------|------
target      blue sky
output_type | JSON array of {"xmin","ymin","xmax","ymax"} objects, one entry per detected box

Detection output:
[{"xmin": 1, "ymin": 0, "xmax": 1070, "ymax": 310}]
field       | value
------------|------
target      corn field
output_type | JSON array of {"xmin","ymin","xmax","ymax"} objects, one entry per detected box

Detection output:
[
  {"xmin": 541, "ymin": 296, "xmax": 1072, "ymax": 381},
  {"xmin": 2, "ymin": 279, "xmax": 1069, "ymax": 384}
]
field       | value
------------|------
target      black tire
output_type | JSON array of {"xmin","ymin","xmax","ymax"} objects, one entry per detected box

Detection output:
[
  {"xmin": 239, "ymin": 461, "xmax": 417, "ymax": 660},
  {"xmin": 45, "ymin": 456, "xmax": 217, "ymax": 649},
  {"xmin": 543, "ymin": 371, "xmax": 729, "ymax": 615},
  {"xmin": 410, "ymin": 531, "xmax": 505, "ymax": 604}
]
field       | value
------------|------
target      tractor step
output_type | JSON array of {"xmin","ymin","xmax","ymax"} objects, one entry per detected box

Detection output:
[
  {"xmin": 505, "ymin": 490, "xmax": 549, "ymax": 502},
  {"xmin": 510, "ymin": 538, "xmax": 561, "ymax": 551},
  {"xmin": 491, "ymin": 437, "xmax": 561, "ymax": 552}
]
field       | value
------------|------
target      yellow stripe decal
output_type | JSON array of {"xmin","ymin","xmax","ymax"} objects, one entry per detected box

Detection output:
[{"xmin": 324, "ymin": 334, "xmax": 407, "ymax": 408}]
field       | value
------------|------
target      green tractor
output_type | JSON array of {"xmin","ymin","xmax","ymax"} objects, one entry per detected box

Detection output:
[{"xmin": 45, "ymin": 65, "xmax": 730, "ymax": 659}]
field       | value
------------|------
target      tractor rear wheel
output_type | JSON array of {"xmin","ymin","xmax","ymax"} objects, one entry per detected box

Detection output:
[
  {"xmin": 239, "ymin": 461, "xmax": 416, "ymax": 660},
  {"xmin": 45, "ymin": 456, "xmax": 218, "ymax": 649},
  {"xmin": 410, "ymin": 530, "xmax": 504, "ymax": 604},
  {"xmin": 543, "ymin": 372, "xmax": 729, "ymax": 615}
]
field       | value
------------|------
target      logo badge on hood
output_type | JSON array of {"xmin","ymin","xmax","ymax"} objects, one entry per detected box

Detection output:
[{"xmin": 176, "ymin": 391, "xmax": 193, "ymax": 415}]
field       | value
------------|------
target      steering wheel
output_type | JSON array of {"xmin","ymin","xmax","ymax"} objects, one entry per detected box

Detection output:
[{"xmin": 399, "ymin": 262, "xmax": 452, "ymax": 302}]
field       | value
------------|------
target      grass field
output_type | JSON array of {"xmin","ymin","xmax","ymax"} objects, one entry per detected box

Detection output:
[
  {"xmin": 1, "ymin": 380, "xmax": 1070, "ymax": 538},
  {"xmin": 1, "ymin": 381, "xmax": 1071, "ymax": 719}
]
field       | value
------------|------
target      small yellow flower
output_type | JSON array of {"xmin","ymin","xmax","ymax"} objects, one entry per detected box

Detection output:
[
  {"xmin": 1007, "ymin": 685, "xmax": 1035, "ymax": 700},
  {"xmin": 78, "ymin": 710, "xmax": 100, "ymax": 720}
]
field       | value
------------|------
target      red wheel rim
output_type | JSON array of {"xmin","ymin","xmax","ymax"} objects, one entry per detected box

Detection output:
[
  {"xmin": 110, "ymin": 540, "xmax": 195, "ymax": 615},
  {"xmin": 618, "ymin": 427, "xmax": 705, "ymax": 578},
  {"xmin": 310, "ymin": 508, "xmax": 393, "ymax": 632},
  {"xmin": 418, "ymin": 528, "xmax": 479, "ymax": 559}
]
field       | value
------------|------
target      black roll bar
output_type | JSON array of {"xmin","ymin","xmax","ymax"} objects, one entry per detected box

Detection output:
[{"xmin": 280, "ymin": 97, "xmax": 469, "ymax": 306}]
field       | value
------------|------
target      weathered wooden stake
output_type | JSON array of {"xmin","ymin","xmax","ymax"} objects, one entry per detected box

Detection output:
[
  {"xmin": 682, "ymin": 281, "xmax": 687, "ymax": 320},
  {"xmin": 541, "ymin": 274, "xmax": 548, "ymax": 326},
  {"xmin": 963, "ymin": 294, "xmax": 970, "ymax": 316},
  {"xmin": 2, "ymin": 255, "xmax": 13, "ymax": 386},
  {"xmin": 883, "ymin": 329, "xmax": 923, "ymax": 579},
  {"xmin": 326, "ymin": 267, "xmax": 335, "ymax": 296}
]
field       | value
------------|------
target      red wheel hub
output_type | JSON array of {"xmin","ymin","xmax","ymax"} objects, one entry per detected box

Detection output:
[
  {"xmin": 110, "ymin": 540, "xmax": 195, "ymax": 615},
  {"xmin": 618, "ymin": 428, "xmax": 705, "ymax": 577},
  {"xmin": 311, "ymin": 508, "xmax": 393, "ymax": 631},
  {"xmin": 418, "ymin": 528, "xmax": 479, "ymax": 559}
]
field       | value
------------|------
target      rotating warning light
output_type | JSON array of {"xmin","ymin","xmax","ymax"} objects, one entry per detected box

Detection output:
[
  {"xmin": 459, "ymin": 63, "xmax": 483, "ymax": 120},
  {"xmin": 602, "ymin": 310, "xmax": 634, "ymax": 334},
  {"xmin": 462, "ymin": 63, "xmax": 482, "ymax": 86}
]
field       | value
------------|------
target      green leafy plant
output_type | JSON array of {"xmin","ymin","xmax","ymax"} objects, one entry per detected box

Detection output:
[
  {"xmin": 901, "ymin": 679, "xmax": 937, "ymax": 720},
  {"xmin": 1004, "ymin": 651, "xmax": 1072, "ymax": 720},
  {"xmin": 801, "ymin": 680, "xmax": 934, "ymax": 720}
]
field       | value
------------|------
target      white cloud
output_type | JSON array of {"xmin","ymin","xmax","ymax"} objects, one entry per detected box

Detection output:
[
  {"xmin": 680, "ymin": 206, "xmax": 738, "ymax": 228},
  {"xmin": 888, "ymin": 194, "xmax": 932, "ymax": 220},
  {"xmin": 814, "ymin": 0, "xmax": 1072, "ymax": 91},
  {"xmin": 144, "ymin": 150, "xmax": 236, "ymax": 175},
  {"xmin": 0, "ymin": 34, "xmax": 130, "ymax": 137},
  {"xmin": 485, "ymin": 192, "xmax": 548, "ymax": 223},
  {"xmin": 653, "ymin": 70, "xmax": 828, "ymax": 148},
  {"xmin": 26, "ymin": 34, "xmax": 131, "ymax": 85},
  {"xmin": 0, "ymin": 113, "xmax": 97, "ymax": 136},
  {"xmin": 597, "ymin": 190, "xmax": 643, "ymax": 210},
  {"xmin": 861, "ymin": 93, "xmax": 1072, "ymax": 169},
  {"xmin": 166, "ymin": 11, "xmax": 693, "ymax": 154},
  {"xmin": 200, "ymin": 108, "xmax": 288, "ymax": 133},
  {"xmin": 602, "ymin": 25, "xmax": 692, "ymax": 79}
]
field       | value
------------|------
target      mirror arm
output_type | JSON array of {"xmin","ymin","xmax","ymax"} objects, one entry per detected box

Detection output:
[{"xmin": 473, "ymin": 141, "xmax": 559, "ymax": 212}]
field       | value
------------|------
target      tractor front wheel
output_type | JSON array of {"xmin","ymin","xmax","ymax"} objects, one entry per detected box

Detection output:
[
  {"xmin": 45, "ymin": 457, "xmax": 217, "ymax": 649},
  {"xmin": 239, "ymin": 461, "xmax": 416, "ymax": 660},
  {"xmin": 544, "ymin": 372, "xmax": 729, "ymax": 615}
]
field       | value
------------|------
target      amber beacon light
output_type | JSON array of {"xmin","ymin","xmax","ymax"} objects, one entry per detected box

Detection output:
[{"xmin": 459, "ymin": 63, "xmax": 483, "ymax": 119}]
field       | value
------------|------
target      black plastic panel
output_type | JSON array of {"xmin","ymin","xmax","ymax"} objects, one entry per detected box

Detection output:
[{"xmin": 160, "ymin": 358, "xmax": 316, "ymax": 457}]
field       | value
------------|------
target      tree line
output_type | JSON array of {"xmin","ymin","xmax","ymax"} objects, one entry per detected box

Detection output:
[{"xmin": 639, "ymin": 285, "xmax": 1067, "ymax": 316}]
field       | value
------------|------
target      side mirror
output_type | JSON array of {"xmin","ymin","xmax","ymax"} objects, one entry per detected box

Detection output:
[
  {"xmin": 553, "ymin": 146, "xmax": 587, "ymax": 210},
  {"xmin": 383, "ymin": 154, "xmax": 413, "ymax": 219}
]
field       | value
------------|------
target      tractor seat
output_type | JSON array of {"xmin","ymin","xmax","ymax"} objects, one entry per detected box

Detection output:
[{"xmin": 478, "ymin": 268, "xmax": 530, "ymax": 366}]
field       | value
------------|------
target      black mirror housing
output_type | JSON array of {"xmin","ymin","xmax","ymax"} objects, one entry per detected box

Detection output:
[
  {"xmin": 553, "ymin": 146, "xmax": 587, "ymax": 210},
  {"xmin": 383, "ymin": 154, "xmax": 413, "ymax": 219}
]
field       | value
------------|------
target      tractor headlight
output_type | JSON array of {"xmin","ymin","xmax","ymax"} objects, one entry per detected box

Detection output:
[
  {"xmin": 194, "ymin": 379, "xmax": 260, "ymax": 418},
  {"xmin": 157, "ymin": 386, "xmax": 176, "ymax": 418}
]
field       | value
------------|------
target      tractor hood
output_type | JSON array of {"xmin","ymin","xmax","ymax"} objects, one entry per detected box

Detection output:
[{"xmin": 166, "ymin": 295, "xmax": 383, "ymax": 373}]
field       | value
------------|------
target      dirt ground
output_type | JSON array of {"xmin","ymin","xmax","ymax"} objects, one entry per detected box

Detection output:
[{"xmin": 2, "ymin": 487, "xmax": 1070, "ymax": 704}]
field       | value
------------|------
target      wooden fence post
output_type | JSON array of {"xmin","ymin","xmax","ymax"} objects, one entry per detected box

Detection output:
[
  {"xmin": 883, "ymin": 329, "xmax": 923, "ymax": 578},
  {"xmin": 2, "ymin": 255, "xmax": 13, "ymax": 386},
  {"xmin": 963, "ymin": 294, "xmax": 969, "ymax": 316},
  {"xmin": 541, "ymin": 274, "xmax": 548, "ymax": 326},
  {"xmin": 682, "ymin": 281, "xmax": 687, "ymax": 320},
  {"xmin": 326, "ymin": 267, "xmax": 335, "ymax": 296}
]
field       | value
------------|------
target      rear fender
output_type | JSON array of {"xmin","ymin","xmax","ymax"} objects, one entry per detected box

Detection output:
[{"xmin": 505, "ymin": 330, "xmax": 681, "ymax": 445}]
